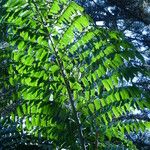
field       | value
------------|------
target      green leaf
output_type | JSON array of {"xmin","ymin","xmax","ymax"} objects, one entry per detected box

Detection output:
[
  {"xmin": 109, "ymin": 31, "xmax": 118, "ymax": 39},
  {"xmin": 72, "ymin": 82, "xmax": 82, "ymax": 91},
  {"xmin": 125, "ymin": 103, "xmax": 131, "ymax": 112},
  {"xmin": 11, "ymin": 113, "xmax": 15, "ymax": 122},
  {"xmin": 120, "ymin": 89, "xmax": 129, "ymax": 99},
  {"xmin": 100, "ymin": 98, "xmax": 106, "ymax": 107},
  {"xmin": 51, "ymin": 65, "xmax": 60, "ymax": 73},
  {"xmin": 107, "ymin": 111, "xmax": 112, "ymax": 121},
  {"xmin": 115, "ymin": 92, "xmax": 120, "ymax": 101},
  {"xmin": 81, "ymin": 77, "xmax": 89, "ymax": 87},
  {"xmin": 107, "ymin": 79, "xmax": 113, "ymax": 89},
  {"xmin": 94, "ymin": 99, "xmax": 100, "ymax": 110},
  {"xmin": 17, "ymin": 106, "xmax": 23, "ymax": 117},
  {"xmin": 37, "ymin": 36, "xmax": 44, "ymax": 44},
  {"xmin": 125, "ymin": 125, "xmax": 130, "ymax": 134},
  {"xmin": 50, "ymin": 1, "xmax": 60, "ymax": 14},
  {"xmin": 106, "ymin": 129, "xmax": 112, "ymax": 141},
  {"xmin": 144, "ymin": 122, "xmax": 150, "ymax": 129},
  {"xmin": 18, "ymin": 41, "xmax": 25, "ymax": 50},
  {"xmin": 104, "ymin": 45, "xmax": 114, "ymax": 55},
  {"xmin": 112, "ymin": 107, "xmax": 120, "ymax": 118},
  {"xmin": 102, "ymin": 79, "xmax": 110, "ymax": 91},
  {"xmin": 102, "ymin": 114, "xmax": 108, "ymax": 125},
  {"xmin": 88, "ymin": 103, "xmax": 95, "ymax": 113},
  {"xmin": 9, "ymin": 77, "xmax": 14, "ymax": 85}
]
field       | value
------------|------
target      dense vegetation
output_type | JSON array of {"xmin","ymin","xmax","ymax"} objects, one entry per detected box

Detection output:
[{"xmin": 0, "ymin": 0, "xmax": 150, "ymax": 149}]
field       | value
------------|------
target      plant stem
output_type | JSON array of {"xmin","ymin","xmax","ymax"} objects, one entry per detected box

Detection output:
[
  {"xmin": 31, "ymin": 1, "xmax": 86, "ymax": 149},
  {"xmin": 48, "ymin": 37, "xmax": 86, "ymax": 150}
]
